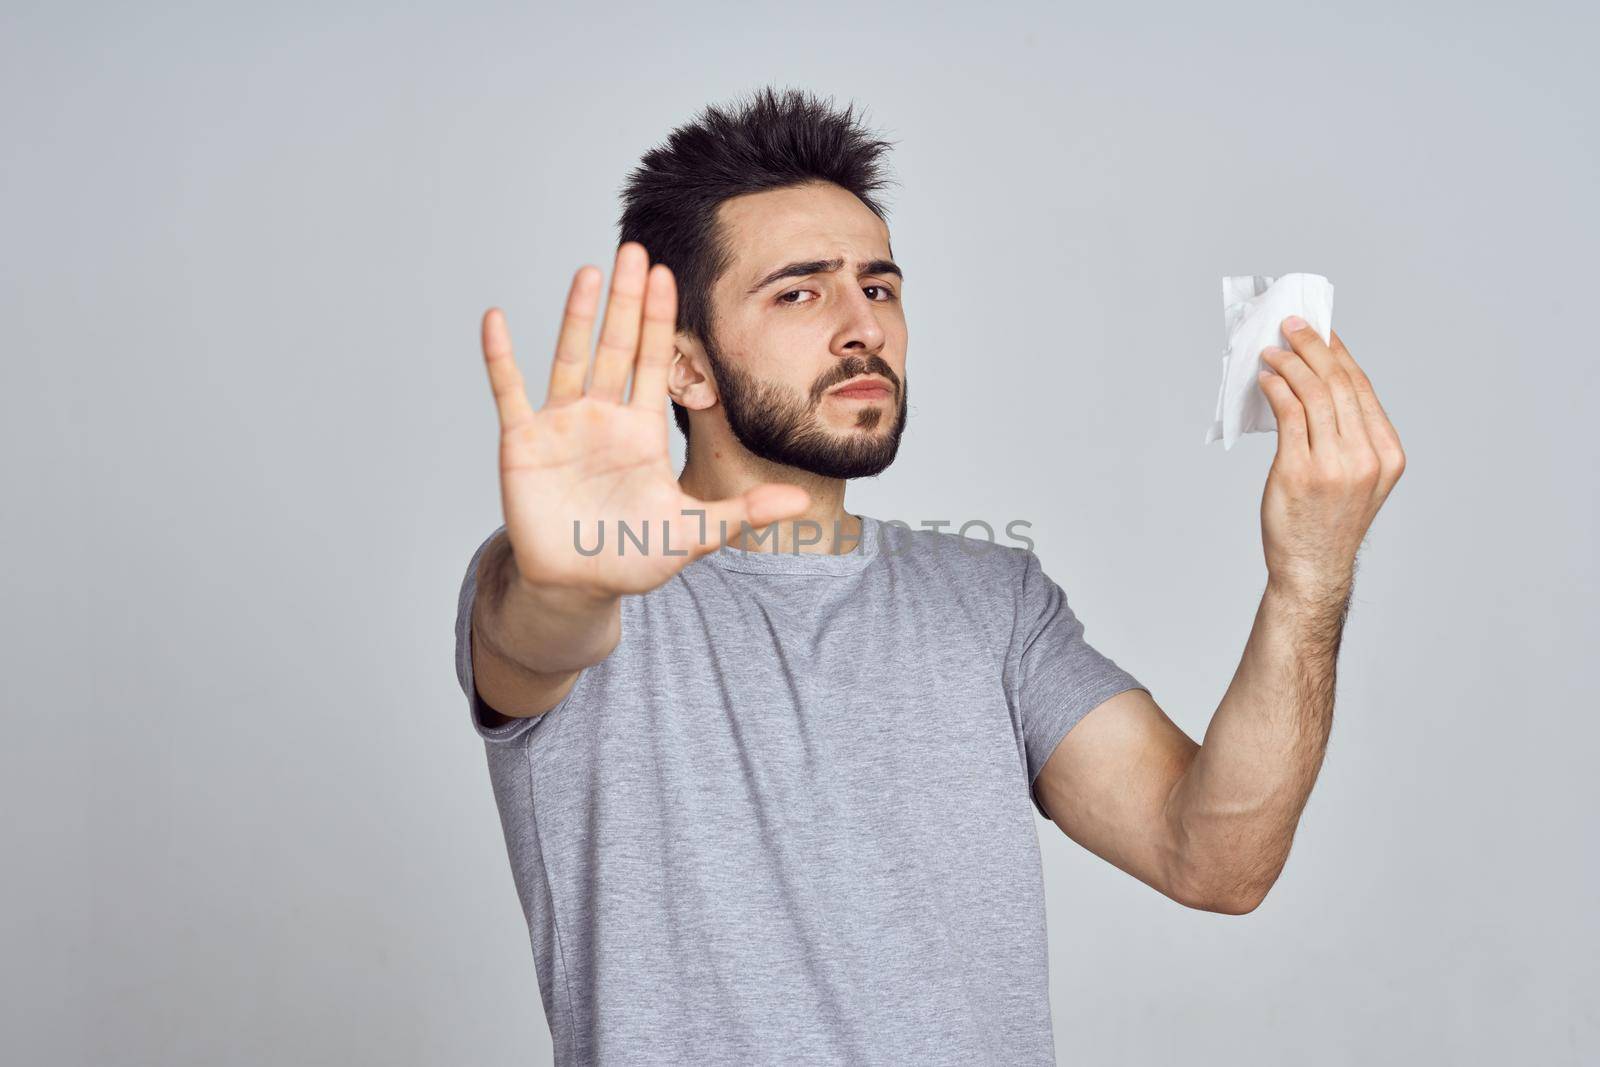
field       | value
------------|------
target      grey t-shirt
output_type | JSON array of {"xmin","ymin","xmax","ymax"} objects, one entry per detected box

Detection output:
[{"xmin": 452, "ymin": 514, "xmax": 1146, "ymax": 1065}]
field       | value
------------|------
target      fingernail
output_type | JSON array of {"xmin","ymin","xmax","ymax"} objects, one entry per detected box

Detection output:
[{"xmin": 1283, "ymin": 315, "xmax": 1307, "ymax": 333}]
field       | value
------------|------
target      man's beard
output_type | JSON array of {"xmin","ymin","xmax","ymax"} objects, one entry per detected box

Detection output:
[{"xmin": 702, "ymin": 331, "xmax": 909, "ymax": 480}]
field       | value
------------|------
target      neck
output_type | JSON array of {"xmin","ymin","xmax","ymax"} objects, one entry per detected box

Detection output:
[{"xmin": 678, "ymin": 434, "xmax": 859, "ymax": 555}]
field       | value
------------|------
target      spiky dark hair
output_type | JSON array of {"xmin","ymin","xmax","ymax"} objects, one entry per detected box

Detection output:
[{"xmin": 617, "ymin": 86, "xmax": 898, "ymax": 441}]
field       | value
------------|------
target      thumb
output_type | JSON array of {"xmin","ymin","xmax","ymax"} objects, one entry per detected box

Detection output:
[{"xmin": 682, "ymin": 484, "xmax": 812, "ymax": 560}]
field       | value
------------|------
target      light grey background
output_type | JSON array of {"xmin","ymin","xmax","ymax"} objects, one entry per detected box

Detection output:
[{"xmin": 5, "ymin": 2, "xmax": 1596, "ymax": 1064}]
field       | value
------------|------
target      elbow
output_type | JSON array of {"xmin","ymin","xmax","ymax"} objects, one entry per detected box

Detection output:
[
  {"xmin": 1196, "ymin": 885, "xmax": 1271, "ymax": 915},
  {"xmin": 1161, "ymin": 807, "xmax": 1285, "ymax": 915},
  {"xmin": 1161, "ymin": 785, "xmax": 1288, "ymax": 915},
  {"xmin": 1166, "ymin": 862, "xmax": 1278, "ymax": 916}
]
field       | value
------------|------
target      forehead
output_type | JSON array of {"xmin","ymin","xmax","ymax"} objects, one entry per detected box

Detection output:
[{"xmin": 716, "ymin": 182, "xmax": 892, "ymax": 285}]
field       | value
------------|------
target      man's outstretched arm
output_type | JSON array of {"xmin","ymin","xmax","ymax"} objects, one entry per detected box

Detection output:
[
  {"xmin": 1035, "ymin": 583, "xmax": 1349, "ymax": 914},
  {"xmin": 1035, "ymin": 318, "xmax": 1405, "ymax": 914}
]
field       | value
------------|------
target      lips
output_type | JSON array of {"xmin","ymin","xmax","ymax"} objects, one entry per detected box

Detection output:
[{"xmin": 828, "ymin": 376, "xmax": 894, "ymax": 399}]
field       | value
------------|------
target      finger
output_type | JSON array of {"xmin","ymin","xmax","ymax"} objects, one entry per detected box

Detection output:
[
  {"xmin": 677, "ymin": 484, "xmax": 813, "ymax": 561},
  {"xmin": 1260, "ymin": 346, "xmax": 1338, "ymax": 453},
  {"xmin": 628, "ymin": 263, "xmax": 678, "ymax": 412},
  {"xmin": 1256, "ymin": 367, "xmax": 1309, "ymax": 462},
  {"xmin": 482, "ymin": 308, "xmax": 535, "ymax": 434},
  {"xmin": 548, "ymin": 266, "xmax": 601, "ymax": 405},
  {"xmin": 1325, "ymin": 367, "xmax": 1374, "ymax": 451},
  {"xmin": 1281, "ymin": 315, "xmax": 1342, "ymax": 381},
  {"xmin": 1328, "ymin": 328, "xmax": 1405, "ymax": 461},
  {"xmin": 587, "ymin": 242, "xmax": 650, "ymax": 403}
]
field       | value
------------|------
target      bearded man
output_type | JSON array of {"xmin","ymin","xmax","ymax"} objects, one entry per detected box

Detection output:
[{"xmin": 453, "ymin": 86, "xmax": 1406, "ymax": 1066}]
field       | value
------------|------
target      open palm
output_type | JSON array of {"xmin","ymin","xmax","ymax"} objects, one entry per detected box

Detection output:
[{"xmin": 481, "ymin": 242, "xmax": 809, "ymax": 599}]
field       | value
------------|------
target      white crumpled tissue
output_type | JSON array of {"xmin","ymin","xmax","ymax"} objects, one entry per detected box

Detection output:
[{"xmin": 1206, "ymin": 273, "xmax": 1335, "ymax": 450}]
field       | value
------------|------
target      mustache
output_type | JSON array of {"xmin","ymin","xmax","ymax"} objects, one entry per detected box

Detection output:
[{"xmin": 808, "ymin": 355, "xmax": 901, "ymax": 405}]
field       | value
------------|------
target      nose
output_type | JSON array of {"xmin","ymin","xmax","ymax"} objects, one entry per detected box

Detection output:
[{"xmin": 832, "ymin": 286, "xmax": 887, "ymax": 357}]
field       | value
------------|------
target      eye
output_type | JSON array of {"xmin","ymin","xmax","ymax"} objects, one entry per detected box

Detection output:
[{"xmin": 776, "ymin": 285, "xmax": 898, "ymax": 306}]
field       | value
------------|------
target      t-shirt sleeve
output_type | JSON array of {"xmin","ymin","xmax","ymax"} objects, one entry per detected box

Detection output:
[
  {"xmin": 454, "ymin": 525, "xmax": 545, "ymax": 744},
  {"xmin": 1007, "ymin": 549, "xmax": 1148, "ymax": 821}
]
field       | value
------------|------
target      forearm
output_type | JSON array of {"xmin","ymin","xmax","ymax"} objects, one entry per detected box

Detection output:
[
  {"xmin": 1163, "ymin": 575, "xmax": 1353, "ymax": 911},
  {"xmin": 472, "ymin": 531, "xmax": 621, "ymax": 676}
]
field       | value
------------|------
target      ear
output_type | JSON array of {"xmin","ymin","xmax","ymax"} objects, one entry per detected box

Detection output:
[{"xmin": 668, "ymin": 333, "xmax": 718, "ymax": 413}]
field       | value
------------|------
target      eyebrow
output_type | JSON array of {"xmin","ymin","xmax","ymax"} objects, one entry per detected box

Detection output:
[{"xmin": 745, "ymin": 257, "xmax": 903, "ymax": 295}]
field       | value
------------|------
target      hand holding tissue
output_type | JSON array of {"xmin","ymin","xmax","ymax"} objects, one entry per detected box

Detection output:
[{"xmin": 1207, "ymin": 273, "xmax": 1335, "ymax": 450}]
